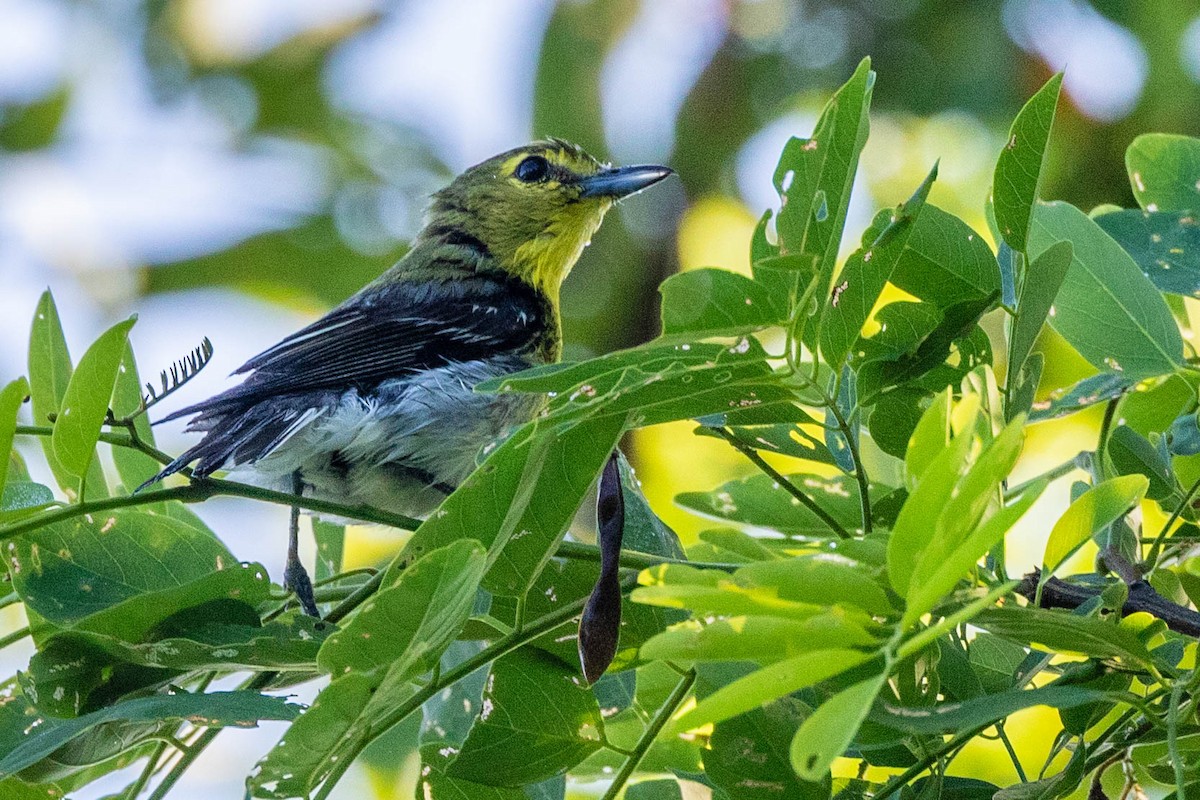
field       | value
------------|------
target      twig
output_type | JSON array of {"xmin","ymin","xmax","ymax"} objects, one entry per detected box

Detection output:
[
  {"xmin": 1016, "ymin": 569, "xmax": 1200, "ymax": 637},
  {"xmin": 708, "ymin": 426, "xmax": 852, "ymax": 539},
  {"xmin": 601, "ymin": 667, "xmax": 696, "ymax": 800}
]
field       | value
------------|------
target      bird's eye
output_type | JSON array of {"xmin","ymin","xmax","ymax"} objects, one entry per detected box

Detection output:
[{"xmin": 514, "ymin": 156, "xmax": 551, "ymax": 183}]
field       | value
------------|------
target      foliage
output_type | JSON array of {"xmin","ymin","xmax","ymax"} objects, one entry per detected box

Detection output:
[{"xmin": 4, "ymin": 61, "xmax": 1200, "ymax": 800}]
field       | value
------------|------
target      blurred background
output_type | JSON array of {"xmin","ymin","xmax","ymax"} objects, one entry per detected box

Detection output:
[{"xmin": 3, "ymin": 0, "xmax": 1200, "ymax": 797}]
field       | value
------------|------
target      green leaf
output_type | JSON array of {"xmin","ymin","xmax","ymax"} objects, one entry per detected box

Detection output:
[
  {"xmin": 887, "ymin": 398, "xmax": 978, "ymax": 595},
  {"xmin": 1029, "ymin": 201, "xmax": 1182, "ymax": 379},
  {"xmin": 789, "ymin": 672, "xmax": 886, "ymax": 781},
  {"xmin": 1094, "ymin": 209, "xmax": 1200, "ymax": 298},
  {"xmin": 1029, "ymin": 372, "xmax": 1132, "ymax": 422},
  {"xmin": 247, "ymin": 671, "xmax": 377, "ymax": 799},
  {"xmin": 819, "ymin": 164, "xmax": 936, "ymax": 369},
  {"xmin": 6, "ymin": 509, "xmax": 237, "ymax": 627},
  {"xmin": 669, "ymin": 649, "xmax": 873, "ymax": 732},
  {"xmin": 972, "ymin": 606, "xmax": 1153, "ymax": 665},
  {"xmin": 659, "ymin": 268, "xmax": 786, "ymax": 337},
  {"xmin": 485, "ymin": 414, "xmax": 626, "ymax": 596},
  {"xmin": 705, "ymin": 696, "xmax": 831, "ymax": 800},
  {"xmin": 1009, "ymin": 351, "xmax": 1044, "ymax": 421},
  {"xmin": 0, "ymin": 778, "xmax": 63, "ymax": 800},
  {"xmin": 0, "ymin": 690, "xmax": 299, "ymax": 778},
  {"xmin": 614, "ymin": 451, "xmax": 685, "ymax": 559},
  {"xmin": 1042, "ymin": 475, "xmax": 1148, "ymax": 575},
  {"xmin": 417, "ymin": 744, "xmax": 526, "ymax": 800},
  {"xmin": 0, "ymin": 377, "xmax": 29, "ymax": 502},
  {"xmin": 108, "ymin": 342, "xmax": 160, "ymax": 492},
  {"xmin": 320, "ymin": 539, "xmax": 485, "ymax": 677},
  {"xmin": 993, "ymin": 73, "xmax": 1062, "ymax": 251},
  {"xmin": 904, "ymin": 389, "xmax": 951, "ymax": 483},
  {"xmin": 0, "ymin": 481, "xmax": 55, "ymax": 522},
  {"xmin": 888, "ymin": 205, "xmax": 1003, "ymax": 308},
  {"xmin": 1008, "ymin": 241, "xmax": 1072, "ymax": 387},
  {"xmin": 675, "ymin": 472, "xmax": 876, "ymax": 539},
  {"xmin": 447, "ymin": 649, "xmax": 603, "ymax": 786},
  {"xmin": 640, "ymin": 613, "xmax": 877, "ymax": 665},
  {"xmin": 51, "ymin": 317, "xmax": 136, "ymax": 484},
  {"xmin": 313, "ymin": 519, "xmax": 344, "ymax": 583},
  {"xmin": 872, "ymin": 683, "xmax": 1119, "ymax": 735},
  {"xmin": 736, "ymin": 555, "xmax": 894, "ymax": 616},
  {"xmin": 773, "ymin": 57, "xmax": 874, "ymax": 343},
  {"xmin": 1126, "ymin": 133, "xmax": 1200, "ymax": 212},
  {"xmin": 1106, "ymin": 425, "xmax": 1178, "ymax": 501},
  {"xmin": 903, "ymin": 480, "xmax": 1044, "ymax": 626},
  {"xmin": 28, "ymin": 291, "xmax": 107, "ymax": 499}
]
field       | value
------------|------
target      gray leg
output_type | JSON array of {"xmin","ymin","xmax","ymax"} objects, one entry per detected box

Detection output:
[{"xmin": 283, "ymin": 471, "xmax": 319, "ymax": 617}]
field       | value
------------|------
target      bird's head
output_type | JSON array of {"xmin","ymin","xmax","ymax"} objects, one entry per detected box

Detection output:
[{"xmin": 423, "ymin": 139, "xmax": 672, "ymax": 298}]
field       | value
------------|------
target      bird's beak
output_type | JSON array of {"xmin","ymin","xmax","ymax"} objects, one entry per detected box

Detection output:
[{"xmin": 578, "ymin": 164, "xmax": 674, "ymax": 199}]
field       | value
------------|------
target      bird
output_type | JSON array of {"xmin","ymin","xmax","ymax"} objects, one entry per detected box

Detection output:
[{"xmin": 141, "ymin": 140, "xmax": 673, "ymax": 616}]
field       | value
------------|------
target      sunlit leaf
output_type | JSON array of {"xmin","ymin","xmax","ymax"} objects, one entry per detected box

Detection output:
[
  {"xmin": 993, "ymin": 73, "xmax": 1062, "ymax": 252},
  {"xmin": 1126, "ymin": 133, "xmax": 1200, "ymax": 212},
  {"xmin": 789, "ymin": 672, "xmax": 886, "ymax": 781},
  {"xmin": 1042, "ymin": 475, "xmax": 1148, "ymax": 575}
]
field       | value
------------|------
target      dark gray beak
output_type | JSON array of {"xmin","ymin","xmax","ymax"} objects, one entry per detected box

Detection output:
[{"xmin": 579, "ymin": 164, "xmax": 674, "ymax": 199}]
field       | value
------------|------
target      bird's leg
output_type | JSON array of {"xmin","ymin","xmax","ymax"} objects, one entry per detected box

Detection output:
[{"xmin": 283, "ymin": 471, "xmax": 320, "ymax": 617}]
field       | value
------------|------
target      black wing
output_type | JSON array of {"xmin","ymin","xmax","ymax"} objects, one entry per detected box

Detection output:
[{"xmin": 158, "ymin": 273, "xmax": 548, "ymax": 422}]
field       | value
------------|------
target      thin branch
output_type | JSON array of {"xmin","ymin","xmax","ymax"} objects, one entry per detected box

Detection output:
[
  {"xmin": 1016, "ymin": 569, "xmax": 1200, "ymax": 637},
  {"xmin": 601, "ymin": 667, "xmax": 695, "ymax": 800},
  {"xmin": 824, "ymin": 402, "xmax": 872, "ymax": 533},
  {"xmin": 708, "ymin": 426, "xmax": 852, "ymax": 539},
  {"xmin": 1146, "ymin": 473, "xmax": 1200, "ymax": 569},
  {"xmin": 0, "ymin": 477, "xmax": 422, "ymax": 543}
]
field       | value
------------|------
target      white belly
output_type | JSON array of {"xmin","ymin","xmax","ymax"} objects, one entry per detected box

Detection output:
[{"xmin": 228, "ymin": 360, "xmax": 543, "ymax": 516}]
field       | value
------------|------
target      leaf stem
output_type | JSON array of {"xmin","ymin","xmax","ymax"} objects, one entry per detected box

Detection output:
[
  {"xmin": 0, "ymin": 476, "xmax": 421, "ymax": 543},
  {"xmin": 1145, "ymin": 473, "xmax": 1200, "ymax": 570},
  {"xmin": 554, "ymin": 540, "xmax": 738, "ymax": 572},
  {"xmin": 125, "ymin": 740, "xmax": 170, "ymax": 800},
  {"xmin": 824, "ymin": 402, "xmax": 872, "ymax": 533},
  {"xmin": 708, "ymin": 426, "xmax": 852, "ymax": 539},
  {"xmin": 0, "ymin": 625, "xmax": 30, "ymax": 651},
  {"xmin": 600, "ymin": 667, "xmax": 695, "ymax": 800}
]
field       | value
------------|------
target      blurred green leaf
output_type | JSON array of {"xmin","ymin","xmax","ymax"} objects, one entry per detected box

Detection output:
[
  {"xmin": 1029, "ymin": 201, "xmax": 1182, "ymax": 379},
  {"xmin": 447, "ymin": 649, "xmax": 603, "ymax": 786},
  {"xmin": 51, "ymin": 317, "xmax": 136, "ymax": 487},
  {"xmin": 0, "ymin": 88, "xmax": 69, "ymax": 151},
  {"xmin": 1042, "ymin": 475, "xmax": 1148, "ymax": 575},
  {"xmin": 0, "ymin": 690, "xmax": 299, "ymax": 779},
  {"xmin": 0, "ymin": 481, "xmax": 55, "ymax": 523},
  {"xmin": 147, "ymin": 218, "xmax": 404, "ymax": 307},
  {"xmin": 1126, "ymin": 133, "xmax": 1200, "ymax": 212},
  {"xmin": 993, "ymin": 73, "xmax": 1062, "ymax": 252},
  {"xmin": 789, "ymin": 672, "xmax": 886, "ymax": 781},
  {"xmin": 0, "ymin": 377, "xmax": 29, "ymax": 502}
]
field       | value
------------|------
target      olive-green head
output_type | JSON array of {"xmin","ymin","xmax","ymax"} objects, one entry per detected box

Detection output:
[{"xmin": 422, "ymin": 139, "xmax": 672, "ymax": 297}]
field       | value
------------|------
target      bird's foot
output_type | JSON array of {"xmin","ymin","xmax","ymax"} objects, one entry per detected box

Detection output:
[{"xmin": 284, "ymin": 560, "xmax": 320, "ymax": 618}]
